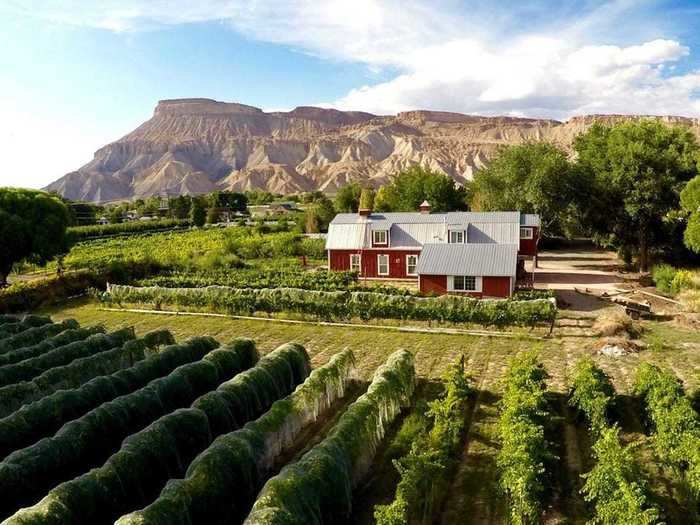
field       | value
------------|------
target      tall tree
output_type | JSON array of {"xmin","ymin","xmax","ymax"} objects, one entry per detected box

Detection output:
[
  {"xmin": 334, "ymin": 183, "xmax": 362, "ymax": 213},
  {"xmin": 681, "ymin": 175, "xmax": 700, "ymax": 253},
  {"xmin": 359, "ymin": 187, "xmax": 376, "ymax": 210},
  {"xmin": 377, "ymin": 165, "xmax": 467, "ymax": 212},
  {"xmin": 0, "ymin": 188, "xmax": 70, "ymax": 286},
  {"xmin": 574, "ymin": 120, "xmax": 699, "ymax": 271},
  {"xmin": 470, "ymin": 142, "xmax": 581, "ymax": 236},
  {"xmin": 189, "ymin": 198, "xmax": 206, "ymax": 228}
]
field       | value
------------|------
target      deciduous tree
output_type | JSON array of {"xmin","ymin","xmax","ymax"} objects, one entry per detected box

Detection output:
[
  {"xmin": 574, "ymin": 120, "xmax": 699, "ymax": 272},
  {"xmin": 377, "ymin": 166, "xmax": 467, "ymax": 212},
  {"xmin": 0, "ymin": 188, "xmax": 70, "ymax": 286}
]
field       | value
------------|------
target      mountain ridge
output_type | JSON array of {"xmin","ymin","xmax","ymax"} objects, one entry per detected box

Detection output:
[{"xmin": 45, "ymin": 99, "xmax": 700, "ymax": 202}]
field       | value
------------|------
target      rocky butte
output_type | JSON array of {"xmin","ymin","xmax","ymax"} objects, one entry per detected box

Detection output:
[{"xmin": 45, "ymin": 98, "xmax": 700, "ymax": 202}]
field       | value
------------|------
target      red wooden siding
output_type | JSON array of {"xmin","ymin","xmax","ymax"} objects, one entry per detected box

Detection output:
[
  {"xmin": 482, "ymin": 276, "xmax": 511, "ymax": 297},
  {"xmin": 419, "ymin": 275, "xmax": 511, "ymax": 297},
  {"xmin": 328, "ymin": 249, "xmax": 420, "ymax": 279},
  {"xmin": 419, "ymin": 275, "xmax": 447, "ymax": 295},
  {"xmin": 519, "ymin": 227, "xmax": 539, "ymax": 256}
]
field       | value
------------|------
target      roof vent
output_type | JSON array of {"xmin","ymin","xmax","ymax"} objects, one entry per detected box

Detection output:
[{"xmin": 419, "ymin": 200, "xmax": 431, "ymax": 214}]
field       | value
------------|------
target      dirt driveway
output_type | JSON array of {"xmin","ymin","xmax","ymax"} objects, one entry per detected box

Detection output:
[{"xmin": 527, "ymin": 247, "xmax": 636, "ymax": 313}]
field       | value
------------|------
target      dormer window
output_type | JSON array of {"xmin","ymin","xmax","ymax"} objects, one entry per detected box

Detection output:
[
  {"xmin": 449, "ymin": 230, "xmax": 465, "ymax": 244},
  {"xmin": 373, "ymin": 230, "xmax": 388, "ymax": 245},
  {"xmin": 520, "ymin": 227, "xmax": 533, "ymax": 240}
]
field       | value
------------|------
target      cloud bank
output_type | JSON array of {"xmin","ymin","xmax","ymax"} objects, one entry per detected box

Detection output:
[{"xmin": 6, "ymin": 0, "xmax": 700, "ymax": 119}]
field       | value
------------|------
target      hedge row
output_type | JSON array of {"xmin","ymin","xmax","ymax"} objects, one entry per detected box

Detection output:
[
  {"xmin": 244, "ymin": 349, "xmax": 415, "ymax": 524},
  {"xmin": 496, "ymin": 351, "xmax": 551, "ymax": 525},
  {"xmin": 0, "ymin": 316, "xmax": 51, "ymax": 338},
  {"xmin": 570, "ymin": 359, "xmax": 660, "ymax": 523},
  {"xmin": 117, "ymin": 348, "xmax": 355, "ymax": 525},
  {"xmin": 569, "ymin": 357, "xmax": 615, "ymax": 436},
  {"xmin": 634, "ymin": 363, "xmax": 700, "ymax": 500},
  {"xmin": 0, "ymin": 330, "xmax": 173, "ymax": 418},
  {"xmin": 105, "ymin": 285, "xmax": 557, "ymax": 328},
  {"xmin": 0, "ymin": 325, "xmax": 103, "ymax": 368},
  {"xmin": 0, "ymin": 334, "xmax": 228, "ymax": 461},
  {"xmin": 375, "ymin": 356, "xmax": 471, "ymax": 524},
  {"xmin": 8, "ymin": 343, "xmax": 312, "ymax": 525},
  {"xmin": 67, "ymin": 219, "xmax": 190, "ymax": 241},
  {"xmin": 0, "ymin": 338, "xmax": 256, "ymax": 519},
  {"xmin": 0, "ymin": 327, "xmax": 134, "ymax": 390},
  {"xmin": 0, "ymin": 319, "xmax": 79, "ymax": 354}
]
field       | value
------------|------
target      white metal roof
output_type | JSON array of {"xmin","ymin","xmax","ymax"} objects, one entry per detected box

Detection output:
[
  {"xmin": 520, "ymin": 214, "xmax": 541, "ymax": 227},
  {"xmin": 416, "ymin": 243, "xmax": 518, "ymax": 276},
  {"xmin": 327, "ymin": 211, "xmax": 537, "ymax": 249}
]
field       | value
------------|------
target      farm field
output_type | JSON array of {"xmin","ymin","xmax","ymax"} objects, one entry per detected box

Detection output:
[{"xmin": 26, "ymin": 297, "xmax": 700, "ymax": 524}]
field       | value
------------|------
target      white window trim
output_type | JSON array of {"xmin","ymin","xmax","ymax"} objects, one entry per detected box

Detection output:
[
  {"xmin": 448, "ymin": 275, "xmax": 482, "ymax": 292},
  {"xmin": 349, "ymin": 253, "xmax": 361, "ymax": 272},
  {"xmin": 448, "ymin": 230, "xmax": 465, "ymax": 244},
  {"xmin": 372, "ymin": 230, "xmax": 388, "ymax": 245},
  {"xmin": 406, "ymin": 254, "xmax": 418, "ymax": 276},
  {"xmin": 377, "ymin": 254, "xmax": 390, "ymax": 276},
  {"xmin": 520, "ymin": 227, "xmax": 533, "ymax": 240}
]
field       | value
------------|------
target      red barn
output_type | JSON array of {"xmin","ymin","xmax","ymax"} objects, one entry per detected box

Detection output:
[{"xmin": 325, "ymin": 202, "xmax": 540, "ymax": 298}]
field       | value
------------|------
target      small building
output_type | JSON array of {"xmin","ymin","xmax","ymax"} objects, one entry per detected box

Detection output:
[{"xmin": 325, "ymin": 202, "xmax": 540, "ymax": 298}]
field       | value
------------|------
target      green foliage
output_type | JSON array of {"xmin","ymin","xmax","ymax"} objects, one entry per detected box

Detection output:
[
  {"xmin": 0, "ymin": 338, "xmax": 259, "ymax": 518},
  {"xmin": 245, "ymin": 349, "xmax": 415, "ymax": 524},
  {"xmin": 496, "ymin": 351, "xmax": 551, "ymax": 525},
  {"xmin": 685, "ymin": 212, "xmax": 700, "ymax": 253},
  {"xmin": 0, "ymin": 326, "xmax": 134, "ymax": 389},
  {"xmin": 0, "ymin": 323, "xmax": 98, "ymax": 368},
  {"xmin": 0, "ymin": 318, "xmax": 79, "ymax": 355},
  {"xmin": 189, "ymin": 198, "xmax": 206, "ymax": 227},
  {"xmin": 633, "ymin": 363, "xmax": 700, "ymax": 501},
  {"xmin": 10, "ymin": 343, "xmax": 311, "ymax": 525},
  {"xmin": 66, "ymin": 219, "xmax": 189, "ymax": 242},
  {"xmin": 471, "ymin": 142, "xmax": 578, "ymax": 236},
  {"xmin": 117, "ymin": 349, "xmax": 355, "ymax": 525},
  {"xmin": 138, "ymin": 267, "xmax": 357, "ymax": 291},
  {"xmin": 104, "ymin": 285, "xmax": 558, "ymax": 328},
  {"xmin": 574, "ymin": 120, "xmax": 700, "ymax": 271},
  {"xmin": 334, "ymin": 182, "xmax": 362, "ymax": 212},
  {"xmin": 569, "ymin": 357, "xmax": 615, "ymax": 436},
  {"xmin": 0, "ymin": 336, "xmax": 220, "ymax": 462},
  {"xmin": 375, "ymin": 165, "xmax": 468, "ymax": 212},
  {"xmin": 359, "ymin": 186, "xmax": 376, "ymax": 210},
  {"xmin": 375, "ymin": 357, "xmax": 471, "ymax": 525},
  {"xmin": 0, "ymin": 188, "xmax": 71, "ymax": 285},
  {"xmin": 302, "ymin": 195, "xmax": 336, "ymax": 232},
  {"xmin": 651, "ymin": 264, "xmax": 677, "ymax": 294},
  {"xmin": 581, "ymin": 426, "xmax": 660, "ymax": 525}
]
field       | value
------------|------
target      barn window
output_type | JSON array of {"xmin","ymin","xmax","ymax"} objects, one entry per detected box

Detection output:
[
  {"xmin": 449, "ymin": 230, "xmax": 465, "ymax": 243},
  {"xmin": 373, "ymin": 230, "xmax": 388, "ymax": 245},
  {"xmin": 452, "ymin": 275, "xmax": 478, "ymax": 291},
  {"xmin": 520, "ymin": 227, "xmax": 533, "ymax": 239},
  {"xmin": 350, "ymin": 254, "xmax": 361, "ymax": 272},
  {"xmin": 377, "ymin": 254, "xmax": 389, "ymax": 276},
  {"xmin": 406, "ymin": 255, "xmax": 418, "ymax": 276}
]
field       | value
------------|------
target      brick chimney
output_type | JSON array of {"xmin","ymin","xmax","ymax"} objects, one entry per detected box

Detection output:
[
  {"xmin": 358, "ymin": 208, "xmax": 372, "ymax": 217},
  {"xmin": 419, "ymin": 200, "xmax": 431, "ymax": 214}
]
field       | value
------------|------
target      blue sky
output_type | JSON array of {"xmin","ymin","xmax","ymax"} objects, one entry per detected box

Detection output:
[{"xmin": 1, "ymin": 0, "xmax": 700, "ymax": 189}]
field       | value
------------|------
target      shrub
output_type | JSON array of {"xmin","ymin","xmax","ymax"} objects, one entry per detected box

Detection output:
[
  {"xmin": 104, "ymin": 285, "xmax": 557, "ymax": 328},
  {"xmin": 496, "ymin": 351, "xmax": 551, "ymax": 525},
  {"xmin": 116, "ymin": 349, "xmax": 355, "ymax": 525},
  {"xmin": 671, "ymin": 269, "xmax": 699, "ymax": 295},
  {"xmin": 375, "ymin": 357, "xmax": 471, "ymax": 524},
  {"xmin": 0, "ymin": 339, "xmax": 256, "ymax": 519},
  {"xmin": 651, "ymin": 264, "xmax": 677, "ymax": 294},
  {"xmin": 245, "ymin": 349, "xmax": 415, "ymax": 523},
  {"xmin": 569, "ymin": 357, "xmax": 615, "ymax": 437}
]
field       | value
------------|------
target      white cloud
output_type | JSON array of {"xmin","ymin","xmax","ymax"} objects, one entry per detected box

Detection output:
[{"xmin": 4, "ymin": 0, "xmax": 700, "ymax": 122}]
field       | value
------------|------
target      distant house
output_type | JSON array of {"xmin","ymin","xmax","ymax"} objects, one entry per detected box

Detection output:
[
  {"xmin": 249, "ymin": 202, "xmax": 298, "ymax": 218},
  {"xmin": 325, "ymin": 201, "xmax": 540, "ymax": 298}
]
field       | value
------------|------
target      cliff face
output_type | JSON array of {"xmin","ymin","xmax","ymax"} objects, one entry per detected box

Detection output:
[{"xmin": 45, "ymin": 98, "xmax": 700, "ymax": 202}]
